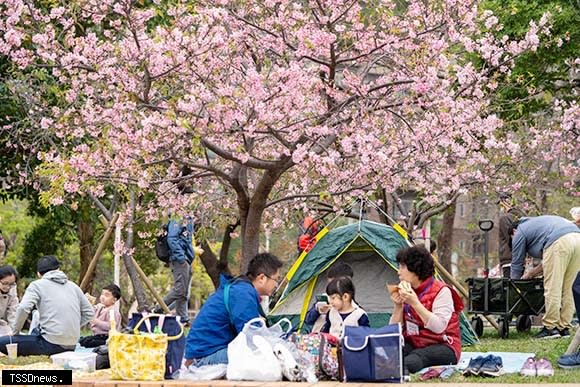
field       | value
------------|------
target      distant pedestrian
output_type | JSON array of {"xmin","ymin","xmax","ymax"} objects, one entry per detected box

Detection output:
[{"xmin": 156, "ymin": 217, "xmax": 195, "ymax": 324}]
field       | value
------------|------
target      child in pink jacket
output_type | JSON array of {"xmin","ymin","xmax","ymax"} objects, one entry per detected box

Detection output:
[{"xmin": 79, "ymin": 284, "xmax": 121, "ymax": 348}]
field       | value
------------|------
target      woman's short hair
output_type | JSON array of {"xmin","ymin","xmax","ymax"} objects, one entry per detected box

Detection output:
[
  {"xmin": 396, "ymin": 245, "xmax": 434, "ymax": 281},
  {"xmin": 0, "ymin": 265, "xmax": 18, "ymax": 281}
]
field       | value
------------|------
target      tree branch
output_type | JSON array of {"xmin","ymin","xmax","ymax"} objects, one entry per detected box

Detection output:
[{"xmin": 201, "ymin": 138, "xmax": 280, "ymax": 169}]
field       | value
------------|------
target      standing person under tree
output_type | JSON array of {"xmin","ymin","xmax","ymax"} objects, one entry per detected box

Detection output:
[{"xmin": 156, "ymin": 217, "xmax": 195, "ymax": 325}]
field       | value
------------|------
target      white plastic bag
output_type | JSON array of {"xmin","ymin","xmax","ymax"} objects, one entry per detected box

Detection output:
[
  {"xmin": 179, "ymin": 364, "xmax": 227, "ymax": 381},
  {"xmin": 226, "ymin": 318, "xmax": 283, "ymax": 381}
]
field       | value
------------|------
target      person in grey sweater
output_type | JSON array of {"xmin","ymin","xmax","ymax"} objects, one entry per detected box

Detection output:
[
  {"xmin": 0, "ymin": 255, "xmax": 94, "ymax": 356},
  {"xmin": 511, "ymin": 215, "xmax": 580, "ymax": 339}
]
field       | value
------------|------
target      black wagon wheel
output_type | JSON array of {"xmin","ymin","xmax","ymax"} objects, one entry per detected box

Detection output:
[
  {"xmin": 498, "ymin": 318, "xmax": 509, "ymax": 339},
  {"xmin": 516, "ymin": 315, "xmax": 532, "ymax": 332},
  {"xmin": 471, "ymin": 316, "xmax": 484, "ymax": 338}
]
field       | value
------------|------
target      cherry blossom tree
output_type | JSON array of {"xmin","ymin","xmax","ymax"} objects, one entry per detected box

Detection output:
[{"xmin": 1, "ymin": 0, "xmax": 574, "ymax": 279}]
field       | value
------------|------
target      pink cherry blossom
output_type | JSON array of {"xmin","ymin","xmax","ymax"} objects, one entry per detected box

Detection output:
[{"xmin": 1, "ymin": 0, "xmax": 575, "ymax": 264}]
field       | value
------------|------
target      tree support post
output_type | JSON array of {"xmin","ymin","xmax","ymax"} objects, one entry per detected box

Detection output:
[
  {"xmin": 130, "ymin": 257, "xmax": 171, "ymax": 314},
  {"xmin": 80, "ymin": 213, "xmax": 120, "ymax": 292}
]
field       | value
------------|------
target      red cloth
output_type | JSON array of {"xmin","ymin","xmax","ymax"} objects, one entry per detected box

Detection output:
[
  {"xmin": 298, "ymin": 234, "xmax": 315, "ymax": 252},
  {"xmin": 403, "ymin": 277, "xmax": 463, "ymax": 361}
]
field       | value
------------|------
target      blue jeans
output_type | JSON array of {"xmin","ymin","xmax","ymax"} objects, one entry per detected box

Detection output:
[
  {"xmin": 0, "ymin": 329, "xmax": 71, "ymax": 356},
  {"xmin": 192, "ymin": 347, "xmax": 228, "ymax": 366}
]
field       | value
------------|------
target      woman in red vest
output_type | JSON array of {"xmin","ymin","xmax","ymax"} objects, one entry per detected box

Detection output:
[{"xmin": 389, "ymin": 245, "xmax": 463, "ymax": 374}]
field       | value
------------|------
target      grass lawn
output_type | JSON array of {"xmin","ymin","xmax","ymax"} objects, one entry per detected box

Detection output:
[
  {"xmin": 414, "ymin": 327, "xmax": 580, "ymax": 383},
  {"xmin": 1, "ymin": 327, "xmax": 579, "ymax": 383}
]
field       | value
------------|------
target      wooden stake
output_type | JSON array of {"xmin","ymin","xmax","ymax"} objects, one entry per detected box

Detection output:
[
  {"xmin": 130, "ymin": 256, "xmax": 171, "ymax": 314},
  {"xmin": 80, "ymin": 213, "xmax": 120, "ymax": 292}
]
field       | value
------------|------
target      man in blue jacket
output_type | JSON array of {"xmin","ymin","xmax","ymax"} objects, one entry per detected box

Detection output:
[
  {"xmin": 510, "ymin": 215, "xmax": 580, "ymax": 339},
  {"xmin": 163, "ymin": 218, "xmax": 195, "ymax": 324},
  {"xmin": 183, "ymin": 252, "xmax": 283, "ymax": 366}
]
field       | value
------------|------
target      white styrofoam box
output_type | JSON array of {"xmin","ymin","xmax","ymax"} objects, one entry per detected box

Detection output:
[{"xmin": 51, "ymin": 351, "xmax": 97, "ymax": 372}]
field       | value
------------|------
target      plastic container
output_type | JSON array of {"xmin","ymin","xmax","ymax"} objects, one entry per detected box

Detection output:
[{"xmin": 51, "ymin": 351, "xmax": 97, "ymax": 372}]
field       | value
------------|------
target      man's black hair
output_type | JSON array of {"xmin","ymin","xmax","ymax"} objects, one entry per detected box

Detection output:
[
  {"xmin": 246, "ymin": 252, "xmax": 283, "ymax": 280},
  {"xmin": 327, "ymin": 261, "xmax": 354, "ymax": 279},
  {"xmin": 103, "ymin": 283, "xmax": 122, "ymax": 300},
  {"xmin": 37, "ymin": 255, "xmax": 60, "ymax": 275},
  {"xmin": 396, "ymin": 245, "xmax": 434, "ymax": 281},
  {"xmin": 0, "ymin": 265, "xmax": 18, "ymax": 281}
]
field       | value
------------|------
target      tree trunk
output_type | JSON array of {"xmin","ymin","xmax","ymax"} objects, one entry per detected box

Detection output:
[
  {"xmin": 199, "ymin": 241, "xmax": 221, "ymax": 288},
  {"xmin": 238, "ymin": 169, "xmax": 283, "ymax": 272},
  {"xmin": 77, "ymin": 218, "xmax": 95, "ymax": 289},
  {"xmin": 436, "ymin": 202, "xmax": 456, "ymax": 273},
  {"xmin": 199, "ymin": 220, "xmax": 236, "ymax": 288},
  {"xmin": 122, "ymin": 193, "xmax": 150, "ymax": 311},
  {"xmin": 240, "ymin": 209, "xmax": 262, "ymax": 273}
]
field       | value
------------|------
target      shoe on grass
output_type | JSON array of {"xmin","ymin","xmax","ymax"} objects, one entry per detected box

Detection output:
[
  {"xmin": 535, "ymin": 326, "xmax": 561, "ymax": 339},
  {"xmin": 520, "ymin": 357, "xmax": 536, "ymax": 376},
  {"xmin": 462, "ymin": 355, "xmax": 492, "ymax": 376},
  {"xmin": 558, "ymin": 327, "xmax": 570, "ymax": 337},
  {"xmin": 479, "ymin": 355, "xmax": 504, "ymax": 377},
  {"xmin": 535, "ymin": 358, "xmax": 554, "ymax": 376},
  {"xmin": 557, "ymin": 352, "xmax": 580, "ymax": 369}
]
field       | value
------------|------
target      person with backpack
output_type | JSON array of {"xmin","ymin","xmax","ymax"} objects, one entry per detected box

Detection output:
[
  {"xmin": 159, "ymin": 217, "xmax": 195, "ymax": 324},
  {"xmin": 183, "ymin": 252, "xmax": 283, "ymax": 367}
]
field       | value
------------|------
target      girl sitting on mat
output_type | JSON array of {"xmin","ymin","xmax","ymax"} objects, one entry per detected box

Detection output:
[{"xmin": 321, "ymin": 277, "xmax": 369, "ymax": 338}]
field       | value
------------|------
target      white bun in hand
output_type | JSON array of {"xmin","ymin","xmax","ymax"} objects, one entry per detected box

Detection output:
[{"xmin": 398, "ymin": 280, "xmax": 412, "ymax": 292}]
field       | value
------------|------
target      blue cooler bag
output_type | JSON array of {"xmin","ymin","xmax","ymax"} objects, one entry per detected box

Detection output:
[
  {"xmin": 128, "ymin": 313, "xmax": 185, "ymax": 379},
  {"xmin": 342, "ymin": 323, "xmax": 403, "ymax": 382}
]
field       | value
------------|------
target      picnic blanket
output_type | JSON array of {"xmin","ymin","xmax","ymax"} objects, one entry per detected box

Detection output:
[{"xmin": 458, "ymin": 351, "xmax": 535, "ymax": 374}]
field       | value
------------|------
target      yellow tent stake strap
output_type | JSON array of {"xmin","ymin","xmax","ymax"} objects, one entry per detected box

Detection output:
[
  {"xmin": 298, "ymin": 276, "xmax": 318, "ymax": 330},
  {"xmin": 392, "ymin": 223, "xmax": 408, "ymax": 240}
]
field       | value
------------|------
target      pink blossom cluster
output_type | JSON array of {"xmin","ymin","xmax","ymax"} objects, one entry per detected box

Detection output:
[{"xmin": 0, "ymin": 0, "xmax": 576, "ymax": 234}]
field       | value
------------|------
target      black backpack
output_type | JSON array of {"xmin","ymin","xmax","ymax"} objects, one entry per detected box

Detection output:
[{"xmin": 155, "ymin": 225, "xmax": 171, "ymax": 263}]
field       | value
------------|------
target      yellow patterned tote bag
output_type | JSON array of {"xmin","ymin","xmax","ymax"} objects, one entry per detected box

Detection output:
[{"xmin": 109, "ymin": 314, "xmax": 170, "ymax": 381}]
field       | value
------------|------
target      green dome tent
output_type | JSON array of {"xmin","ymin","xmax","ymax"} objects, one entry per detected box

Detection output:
[{"xmin": 268, "ymin": 219, "xmax": 478, "ymax": 346}]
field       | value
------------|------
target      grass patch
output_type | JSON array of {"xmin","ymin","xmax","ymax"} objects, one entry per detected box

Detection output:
[
  {"xmin": 412, "ymin": 327, "xmax": 580, "ymax": 383},
  {"xmin": 0, "ymin": 355, "xmax": 51, "ymax": 367}
]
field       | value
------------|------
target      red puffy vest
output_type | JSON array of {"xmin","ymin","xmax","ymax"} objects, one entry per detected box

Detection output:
[{"xmin": 403, "ymin": 277, "xmax": 463, "ymax": 361}]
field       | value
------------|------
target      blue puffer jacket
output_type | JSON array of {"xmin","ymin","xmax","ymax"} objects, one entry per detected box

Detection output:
[
  {"xmin": 184, "ymin": 274, "xmax": 263, "ymax": 360},
  {"xmin": 167, "ymin": 218, "xmax": 194, "ymax": 263}
]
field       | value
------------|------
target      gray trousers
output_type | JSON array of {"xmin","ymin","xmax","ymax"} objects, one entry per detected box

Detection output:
[{"xmin": 163, "ymin": 260, "xmax": 191, "ymax": 321}]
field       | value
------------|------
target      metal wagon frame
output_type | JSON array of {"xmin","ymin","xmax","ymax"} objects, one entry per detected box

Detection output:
[{"xmin": 466, "ymin": 277, "xmax": 545, "ymax": 339}]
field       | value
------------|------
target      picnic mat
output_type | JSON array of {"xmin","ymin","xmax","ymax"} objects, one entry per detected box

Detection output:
[{"xmin": 458, "ymin": 351, "xmax": 535, "ymax": 374}]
